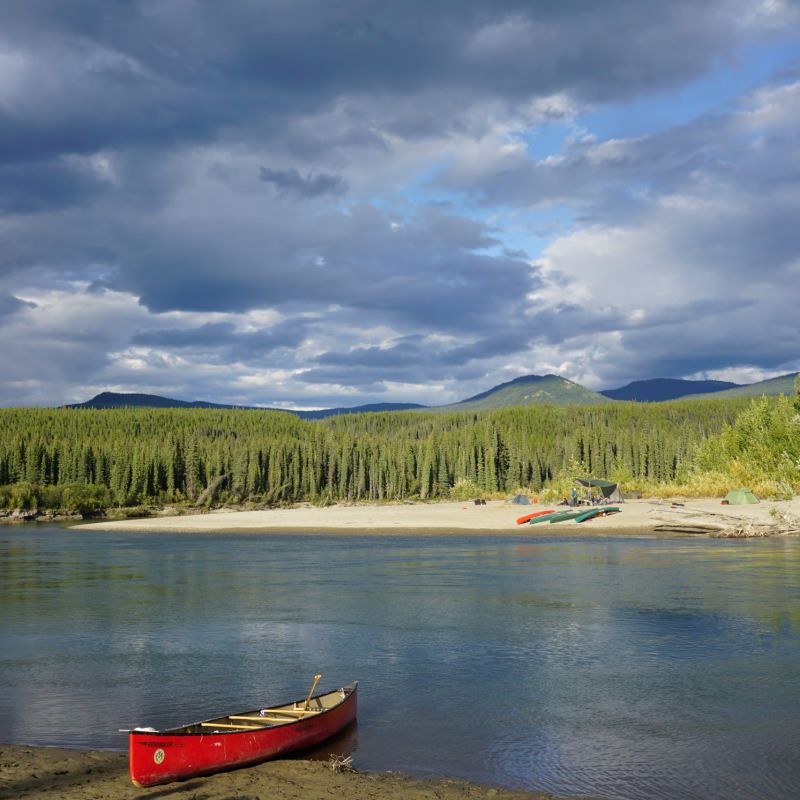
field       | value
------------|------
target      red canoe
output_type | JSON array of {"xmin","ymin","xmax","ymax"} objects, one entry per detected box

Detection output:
[
  {"xmin": 516, "ymin": 509, "xmax": 555, "ymax": 525},
  {"xmin": 129, "ymin": 681, "xmax": 358, "ymax": 787}
]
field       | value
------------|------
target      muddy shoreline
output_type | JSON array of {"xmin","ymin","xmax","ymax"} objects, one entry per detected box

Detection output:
[{"xmin": 0, "ymin": 743, "xmax": 568, "ymax": 799}]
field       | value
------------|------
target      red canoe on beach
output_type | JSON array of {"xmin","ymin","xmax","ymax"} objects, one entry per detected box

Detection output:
[
  {"xmin": 516, "ymin": 509, "xmax": 555, "ymax": 525},
  {"xmin": 129, "ymin": 679, "xmax": 358, "ymax": 787}
]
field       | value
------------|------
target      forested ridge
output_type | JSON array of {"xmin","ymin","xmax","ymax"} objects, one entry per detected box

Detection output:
[{"xmin": 0, "ymin": 399, "xmax": 753, "ymax": 513}]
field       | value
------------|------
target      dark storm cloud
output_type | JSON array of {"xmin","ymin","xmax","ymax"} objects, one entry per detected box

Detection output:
[
  {"xmin": 0, "ymin": 0, "xmax": 765, "ymax": 164},
  {"xmin": 101, "ymin": 205, "xmax": 538, "ymax": 334},
  {"xmin": 315, "ymin": 337, "xmax": 428, "ymax": 369},
  {"xmin": 521, "ymin": 297, "xmax": 755, "ymax": 346},
  {"xmin": 0, "ymin": 0, "xmax": 797, "ymax": 405},
  {"xmin": 304, "ymin": 322, "xmax": 537, "ymax": 386},
  {"xmin": 132, "ymin": 319, "xmax": 309, "ymax": 361},
  {"xmin": 0, "ymin": 159, "xmax": 111, "ymax": 214},
  {"xmin": 132, "ymin": 322, "xmax": 239, "ymax": 348},
  {"xmin": 598, "ymin": 306, "xmax": 800, "ymax": 388},
  {"xmin": 259, "ymin": 167, "xmax": 348, "ymax": 198}
]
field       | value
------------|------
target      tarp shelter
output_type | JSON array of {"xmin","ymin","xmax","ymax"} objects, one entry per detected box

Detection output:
[
  {"xmin": 723, "ymin": 488, "xmax": 759, "ymax": 504},
  {"xmin": 506, "ymin": 494, "xmax": 531, "ymax": 505},
  {"xmin": 576, "ymin": 478, "xmax": 623, "ymax": 503}
]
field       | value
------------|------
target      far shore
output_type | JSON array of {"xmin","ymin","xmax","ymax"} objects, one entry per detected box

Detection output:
[
  {"xmin": 72, "ymin": 496, "xmax": 800, "ymax": 535},
  {"xmin": 0, "ymin": 743, "xmax": 561, "ymax": 800}
]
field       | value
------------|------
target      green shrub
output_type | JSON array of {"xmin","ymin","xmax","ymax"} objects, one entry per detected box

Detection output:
[
  {"xmin": 448, "ymin": 478, "xmax": 484, "ymax": 501},
  {"xmin": 9, "ymin": 482, "xmax": 39, "ymax": 511},
  {"xmin": 61, "ymin": 483, "xmax": 110, "ymax": 515},
  {"xmin": 689, "ymin": 395, "xmax": 800, "ymax": 497}
]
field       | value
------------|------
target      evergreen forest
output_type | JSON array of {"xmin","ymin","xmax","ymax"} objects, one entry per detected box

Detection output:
[{"xmin": 3, "ymin": 393, "xmax": 794, "ymax": 515}]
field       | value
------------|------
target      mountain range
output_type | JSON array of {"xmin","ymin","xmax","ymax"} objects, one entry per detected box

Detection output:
[
  {"xmin": 600, "ymin": 378, "xmax": 739, "ymax": 402},
  {"xmin": 66, "ymin": 372, "xmax": 798, "ymax": 418}
]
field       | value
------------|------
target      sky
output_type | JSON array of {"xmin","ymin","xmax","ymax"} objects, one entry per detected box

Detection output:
[{"xmin": 1, "ymin": 0, "xmax": 800, "ymax": 409}]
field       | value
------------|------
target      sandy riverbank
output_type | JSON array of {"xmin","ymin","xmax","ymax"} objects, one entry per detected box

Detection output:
[
  {"xmin": 73, "ymin": 497, "xmax": 800, "ymax": 535},
  {"xmin": 0, "ymin": 744, "xmax": 562, "ymax": 800}
]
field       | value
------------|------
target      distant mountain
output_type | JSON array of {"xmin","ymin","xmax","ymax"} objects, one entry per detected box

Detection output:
[
  {"xmin": 66, "ymin": 391, "xmax": 427, "ymax": 418},
  {"xmin": 438, "ymin": 374, "xmax": 611, "ymax": 411},
  {"xmin": 681, "ymin": 372, "xmax": 799, "ymax": 400},
  {"xmin": 601, "ymin": 378, "xmax": 740, "ymax": 402},
  {"xmin": 66, "ymin": 392, "xmax": 255, "ymax": 410},
  {"xmin": 66, "ymin": 372, "xmax": 799, "ymax": 418},
  {"xmin": 297, "ymin": 402, "xmax": 427, "ymax": 419}
]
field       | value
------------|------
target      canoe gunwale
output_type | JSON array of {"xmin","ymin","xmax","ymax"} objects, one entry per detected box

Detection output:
[{"xmin": 134, "ymin": 682, "xmax": 356, "ymax": 736}]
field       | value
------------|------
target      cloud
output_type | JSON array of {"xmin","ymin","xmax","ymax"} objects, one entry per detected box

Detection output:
[
  {"xmin": 0, "ymin": 1, "xmax": 786, "ymax": 164},
  {"xmin": 0, "ymin": 157, "xmax": 114, "ymax": 214},
  {"xmin": 132, "ymin": 318, "xmax": 310, "ymax": 362},
  {"xmin": 259, "ymin": 167, "xmax": 347, "ymax": 198},
  {"xmin": 437, "ymin": 78, "xmax": 800, "ymax": 213},
  {"xmin": 0, "ymin": 2, "xmax": 799, "ymax": 406},
  {"xmin": 0, "ymin": 293, "xmax": 36, "ymax": 318}
]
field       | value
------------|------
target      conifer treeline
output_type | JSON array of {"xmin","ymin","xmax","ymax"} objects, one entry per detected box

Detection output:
[{"xmin": 0, "ymin": 400, "xmax": 749, "ymax": 508}]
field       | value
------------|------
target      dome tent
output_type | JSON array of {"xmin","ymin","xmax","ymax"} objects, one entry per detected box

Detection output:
[
  {"xmin": 723, "ymin": 488, "xmax": 759, "ymax": 505},
  {"xmin": 506, "ymin": 494, "xmax": 531, "ymax": 505}
]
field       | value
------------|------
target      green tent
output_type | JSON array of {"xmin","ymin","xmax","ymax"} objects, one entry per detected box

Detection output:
[
  {"xmin": 575, "ymin": 477, "xmax": 623, "ymax": 502},
  {"xmin": 723, "ymin": 488, "xmax": 759, "ymax": 504}
]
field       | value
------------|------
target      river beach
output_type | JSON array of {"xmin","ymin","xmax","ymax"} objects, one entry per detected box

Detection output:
[
  {"xmin": 74, "ymin": 496, "xmax": 800, "ymax": 535},
  {"xmin": 0, "ymin": 743, "xmax": 558, "ymax": 800}
]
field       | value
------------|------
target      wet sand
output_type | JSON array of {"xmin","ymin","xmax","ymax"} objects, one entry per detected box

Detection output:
[
  {"xmin": 0, "ymin": 743, "xmax": 563, "ymax": 800},
  {"xmin": 74, "ymin": 497, "xmax": 800, "ymax": 535}
]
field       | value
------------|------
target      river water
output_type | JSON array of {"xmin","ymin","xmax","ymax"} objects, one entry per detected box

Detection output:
[{"xmin": 1, "ymin": 525, "xmax": 798, "ymax": 800}]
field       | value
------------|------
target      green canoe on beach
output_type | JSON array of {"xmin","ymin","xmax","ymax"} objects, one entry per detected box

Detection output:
[
  {"xmin": 527, "ymin": 506, "xmax": 622, "ymax": 524},
  {"xmin": 548, "ymin": 510, "xmax": 585, "ymax": 523},
  {"xmin": 575, "ymin": 506, "xmax": 621, "ymax": 523},
  {"xmin": 527, "ymin": 511, "xmax": 560, "ymax": 524}
]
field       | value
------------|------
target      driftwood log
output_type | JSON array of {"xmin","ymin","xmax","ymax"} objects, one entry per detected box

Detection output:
[
  {"xmin": 649, "ymin": 504, "xmax": 800, "ymax": 538},
  {"xmin": 195, "ymin": 473, "xmax": 231, "ymax": 507}
]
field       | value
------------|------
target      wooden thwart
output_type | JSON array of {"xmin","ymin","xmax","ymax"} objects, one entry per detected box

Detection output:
[
  {"xmin": 200, "ymin": 721, "xmax": 267, "ymax": 730},
  {"xmin": 197, "ymin": 675, "xmax": 326, "ymax": 732},
  {"xmin": 230, "ymin": 709, "xmax": 320, "ymax": 721}
]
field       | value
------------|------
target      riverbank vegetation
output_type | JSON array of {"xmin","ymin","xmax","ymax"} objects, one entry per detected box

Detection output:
[{"xmin": 0, "ymin": 384, "xmax": 797, "ymax": 516}]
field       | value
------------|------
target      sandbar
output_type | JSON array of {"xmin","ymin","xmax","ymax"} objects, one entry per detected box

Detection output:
[{"xmin": 73, "ymin": 497, "xmax": 800, "ymax": 535}]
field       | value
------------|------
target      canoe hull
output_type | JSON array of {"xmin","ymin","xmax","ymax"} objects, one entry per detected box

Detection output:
[
  {"xmin": 548, "ymin": 510, "xmax": 584, "ymax": 523},
  {"xmin": 130, "ymin": 683, "xmax": 357, "ymax": 787},
  {"xmin": 516, "ymin": 509, "xmax": 555, "ymax": 525},
  {"xmin": 527, "ymin": 512, "xmax": 560, "ymax": 525},
  {"xmin": 575, "ymin": 506, "xmax": 621, "ymax": 523}
]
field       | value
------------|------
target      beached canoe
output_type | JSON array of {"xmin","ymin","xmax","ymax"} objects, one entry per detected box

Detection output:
[
  {"xmin": 516, "ymin": 509, "xmax": 555, "ymax": 524},
  {"xmin": 575, "ymin": 506, "xmax": 621, "ymax": 523},
  {"xmin": 129, "ymin": 681, "xmax": 358, "ymax": 787},
  {"xmin": 527, "ymin": 510, "xmax": 561, "ymax": 524},
  {"xmin": 548, "ymin": 510, "xmax": 585, "ymax": 523}
]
